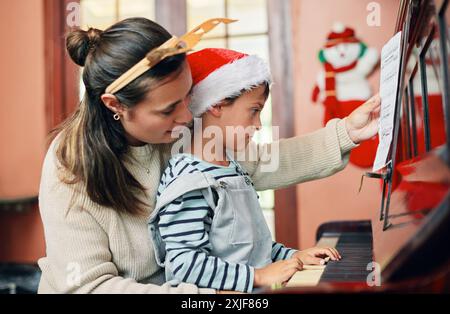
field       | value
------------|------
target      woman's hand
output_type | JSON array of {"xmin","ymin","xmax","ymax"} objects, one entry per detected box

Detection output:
[
  {"xmin": 254, "ymin": 258, "xmax": 303, "ymax": 287},
  {"xmin": 345, "ymin": 93, "xmax": 381, "ymax": 144},
  {"xmin": 293, "ymin": 247, "xmax": 341, "ymax": 265}
]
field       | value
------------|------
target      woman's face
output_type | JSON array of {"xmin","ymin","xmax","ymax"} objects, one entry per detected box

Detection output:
[{"xmin": 120, "ymin": 62, "xmax": 193, "ymax": 145}]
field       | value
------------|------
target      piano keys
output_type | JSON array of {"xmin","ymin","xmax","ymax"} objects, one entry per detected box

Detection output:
[
  {"xmin": 287, "ymin": 230, "xmax": 374, "ymax": 287},
  {"xmin": 319, "ymin": 232, "xmax": 373, "ymax": 283}
]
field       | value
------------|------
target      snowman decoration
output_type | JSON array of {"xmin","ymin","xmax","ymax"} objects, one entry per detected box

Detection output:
[{"xmin": 312, "ymin": 22, "xmax": 379, "ymax": 168}]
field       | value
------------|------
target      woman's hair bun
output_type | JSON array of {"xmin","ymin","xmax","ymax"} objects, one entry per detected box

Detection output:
[{"xmin": 66, "ymin": 27, "xmax": 103, "ymax": 67}]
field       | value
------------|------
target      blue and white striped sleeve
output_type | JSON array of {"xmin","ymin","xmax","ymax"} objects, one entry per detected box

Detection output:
[
  {"xmin": 271, "ymin": 242, "xmax": 297, "ymax": 262},
  {"xmin": 158, "ymin": 190, "xmax": 255, "ymax": 293}
]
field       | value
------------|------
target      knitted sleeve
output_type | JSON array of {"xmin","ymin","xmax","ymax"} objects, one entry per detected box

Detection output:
[{"xmin": 240, "ymin": 118, "xmax": 357, "ymax": 191}]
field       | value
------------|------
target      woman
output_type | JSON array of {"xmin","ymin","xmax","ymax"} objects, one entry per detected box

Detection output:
[{"xmin": 38, "ymin": 17, "xmax": 380, "ymax": 294}]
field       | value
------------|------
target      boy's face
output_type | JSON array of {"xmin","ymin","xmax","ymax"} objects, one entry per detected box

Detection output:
[{"xmin": 218, "ymin": 84, "xmax": 267, "ymax": 152}]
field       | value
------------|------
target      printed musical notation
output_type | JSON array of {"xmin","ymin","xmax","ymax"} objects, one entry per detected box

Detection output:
[{"xmin": 373, "ymin": 31, "xmax": 402, "ymax": 172}]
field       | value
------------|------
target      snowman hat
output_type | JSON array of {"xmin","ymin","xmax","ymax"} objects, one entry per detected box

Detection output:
[
  {"xmin": 187, "ymin": 48, "xmax": 272, "ymax": 117},
  {"xmin": 325, "ymin": 22, "xmax": 360, "ymax": 48}
]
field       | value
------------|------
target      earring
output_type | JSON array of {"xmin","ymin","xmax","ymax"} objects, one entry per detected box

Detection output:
[{"xmin": 113, "ymin": 113, "xmax": 120, "ymax": 121}]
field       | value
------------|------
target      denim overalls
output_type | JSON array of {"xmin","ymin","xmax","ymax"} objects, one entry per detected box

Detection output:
[{"xmin": 148, "ymin": 157, "xmax": 273, "ymax": 285}]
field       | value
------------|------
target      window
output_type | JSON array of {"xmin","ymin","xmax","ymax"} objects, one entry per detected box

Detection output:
[
  {"xmin": 80, "ymin": 0, "xmax": 155, "ymax": 29},
  {"xmin": 79, "ymin": 0, "xmax": 156, "ymax": 98},
  {"xmin": 187, "ymin": 0, "xmax": 275, "ymax": 237}
]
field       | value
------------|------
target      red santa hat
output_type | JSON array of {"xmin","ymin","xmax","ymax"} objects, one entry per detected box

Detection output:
[
  {"xmin": 187, "ymin": 48, "xmax": 272, "ymax": 117},
  {"xmin": 325, "ymin": 22, "xmax": 360, "ymax": 48}
]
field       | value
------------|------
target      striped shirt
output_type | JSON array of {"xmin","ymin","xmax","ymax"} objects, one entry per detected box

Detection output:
[{"xmin": 155, "ymin": 153, "xmax": 297, "ymax": 292}]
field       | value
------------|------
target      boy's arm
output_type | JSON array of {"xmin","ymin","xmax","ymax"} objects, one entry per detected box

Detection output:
[
  {"xmin": 240, "ymin": 119, "xmax": 357, "ymax": 191},
  {"xmin": 158, "ymin": 190, "xmax": 254, "ymax": 293},
  {"xmin": 271, "ymin": 242, "xmax": 298, "ymax": 262}
]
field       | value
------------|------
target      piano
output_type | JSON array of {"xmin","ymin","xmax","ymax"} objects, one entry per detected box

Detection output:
[{"xmin": 281, "ymin": 0, "xmax": 450, "ymax": 293}]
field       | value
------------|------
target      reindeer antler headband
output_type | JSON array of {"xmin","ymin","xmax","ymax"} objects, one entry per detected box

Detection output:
[{"xmin": 105, "ymin": 18, "xmax": 237, "ymax": 94}]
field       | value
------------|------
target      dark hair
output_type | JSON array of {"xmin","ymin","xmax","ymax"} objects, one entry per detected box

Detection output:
[
  {"xmin": 223, "ymin": 81, "xmax": 271, "ymax": 105},
  {"xmin": 52, "ymin": 18, "xmax": 186, "ymax": 215}
]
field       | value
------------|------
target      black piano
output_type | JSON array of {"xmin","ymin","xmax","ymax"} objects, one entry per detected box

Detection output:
[{"xmin": 280, "ymin": 0, "xmax": 450, "ymax": 293}]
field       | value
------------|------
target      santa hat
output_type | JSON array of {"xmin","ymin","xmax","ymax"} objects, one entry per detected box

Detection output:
[
  {"xmin": 325, "ymin": 22, "xmax": 360, "ymax": 48},
  {"xmin": 187, "ymin": 48, "xmax": 272, "ymax": 117}
]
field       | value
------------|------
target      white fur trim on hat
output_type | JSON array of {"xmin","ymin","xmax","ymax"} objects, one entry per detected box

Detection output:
[{"xmin": 189, "ymin": 55, "xmax": 272, "ymax": 117}]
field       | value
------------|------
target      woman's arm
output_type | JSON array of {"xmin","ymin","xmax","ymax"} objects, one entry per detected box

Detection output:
[
  {"xmin": 241, "ymin": 118, "xmax": 356, "ymax": 191},
  {"xmin": 241, "ymin": 95, "xmax": 381, "ymax": 191}
]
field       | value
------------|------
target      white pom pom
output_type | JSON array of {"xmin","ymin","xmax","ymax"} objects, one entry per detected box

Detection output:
[{"xmin": 332, "ymin": 22, "xmax": 345, "ymax": 33}]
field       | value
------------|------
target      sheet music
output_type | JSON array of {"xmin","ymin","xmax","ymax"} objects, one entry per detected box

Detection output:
[{"xmin": 373, "ymin": 31, "xmax": 402, "ymax": 172}]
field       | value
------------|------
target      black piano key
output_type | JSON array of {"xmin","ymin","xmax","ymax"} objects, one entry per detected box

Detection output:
[{"xmin": 319, "ymin": 232, "xmax": 374, "ymax": 283}]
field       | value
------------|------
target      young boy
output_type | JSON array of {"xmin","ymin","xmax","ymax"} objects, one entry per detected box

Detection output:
[{"xmin": 148, "ymin": 48, "xmax": 341, "ymax": 293}]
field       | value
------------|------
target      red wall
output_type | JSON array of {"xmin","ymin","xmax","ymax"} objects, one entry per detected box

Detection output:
[{"xmin": 0, "ymin": 0, "xmax": 46, "ymax": 263}]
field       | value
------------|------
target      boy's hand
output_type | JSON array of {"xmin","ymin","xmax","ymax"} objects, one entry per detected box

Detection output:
[
  {"xmin": 293, "ymin": 247, "xmax": 341, "ymax": 265},
  {"xmin": 254, "ymin": 258, "xmax": 303, "ymax": 287}
]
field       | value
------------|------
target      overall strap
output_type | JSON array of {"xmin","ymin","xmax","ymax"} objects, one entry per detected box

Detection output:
[
  {"xmin": 226, "ymin": 151, "xmax": 254, "ymax": 186},
  {"xmin": 150, "ymin": 172, "xmax": 219, "ymax": 222}
]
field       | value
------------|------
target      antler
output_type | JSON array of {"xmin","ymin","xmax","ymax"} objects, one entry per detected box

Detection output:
[{"xmin": 105, "ymin": 18, "xmax": 237, "ymax": 94}]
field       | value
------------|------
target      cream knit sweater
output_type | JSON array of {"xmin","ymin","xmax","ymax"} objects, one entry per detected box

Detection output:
[{"xmin": 37, "ymin": 118, "xmax": 356, "ymax": 294}]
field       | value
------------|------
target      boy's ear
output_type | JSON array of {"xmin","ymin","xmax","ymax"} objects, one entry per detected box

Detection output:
[{"xmin": 208, "ymin": 103, "xmax": 223, "ymax": 117}]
